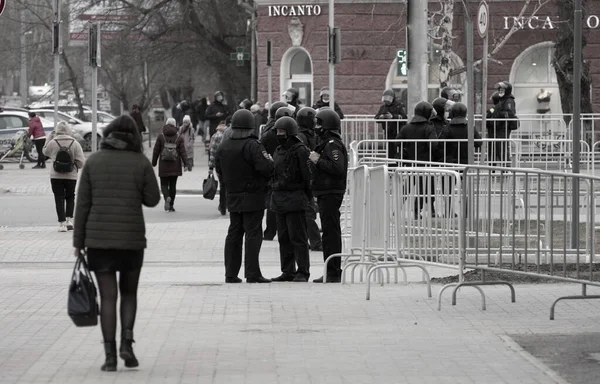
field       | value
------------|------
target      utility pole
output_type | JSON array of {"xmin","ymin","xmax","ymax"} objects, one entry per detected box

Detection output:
[
  {"xmin": 328, "ymin": 0, "xmax": 335, "ymax": 109},
  {"xmin": 406, "ymin": 0, "xmax": 429, "ymax": 118},
  {"xmin": 571, "ymin": 0, "xmax": 582, "ymax": 248},
  {"xmin": 239, "ymin": 0, "xmax": 257, "ymax": 102},
  {"xmin": 267, "ymin": 40, "xmax": 272, "ymax": 106},
  {"xmin": 20, "ymin": 8, "xmax": 28, "ymax": 107},
  {"xmin": 52, "ymin": 0, "xmax": 62, "ymax": 129},
  {"xmin": 88, "ymin": 22, "xmax": 101, "ymax": 153}
]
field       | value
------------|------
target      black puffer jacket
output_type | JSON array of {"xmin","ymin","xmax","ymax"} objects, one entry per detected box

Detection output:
[
  {"xmin": 396, "ymin": 116, "xmax": 438, "ymax": 163},
  {"xmin": 444, "ymin": 117, "xmax": 483, "ymax": 164},
  {"xmin": 312, "ymin": 131, "xmax": 348, "ymax": 196},
  {"xmin": 270, "ymin": 138, "xmax": 312, "ymax": 213},
  {"xmin": 73, "ymin": 133, "xmax": 160, "ymax": 250}
]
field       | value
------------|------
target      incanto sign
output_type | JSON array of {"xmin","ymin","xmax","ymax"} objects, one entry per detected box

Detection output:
[
  {"xmin": 268, "ymin": 5, "xmax": 322, "ymax": 17},
  {"xmin": 503, "ymin": 15, "xmax": 600, "ymax": 30}
]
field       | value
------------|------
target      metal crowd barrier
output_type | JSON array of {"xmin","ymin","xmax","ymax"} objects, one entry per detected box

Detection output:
[{"xmin": 338, "ymin": 162, "xmax": 600, "ymax": 319}]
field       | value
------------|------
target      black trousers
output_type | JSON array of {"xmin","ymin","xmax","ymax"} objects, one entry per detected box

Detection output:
[
  {"xmin": 224, "ymin": 210, "xmax": 264, "ymax": 279},
  {"xmin": 317, "ymin": 194, "xmax": 344, "ymax": 278},
  {"xmin": 487, "ymin": 128, "xmax": 511, "ymax": 166},
  {"xmin": 276, "ymin": 211, "xmax": 310, "ymax": 277},
  {"xmin": 50, "ymin": 178, "xmax": 76, "ymax": 222},
  {"xmin": 306, "ymin": 199, "xmax": 322, "ymax": 248},
  {"xmin": 160, "ymin": 176, "xmax": 178, "ymax": 205},
  {"xmin": 219, "ymin": 183, "xmax": 227, "ymax": 212},
  {"xmin": 264, "ymin": 209, "xmax": 277, "ymax": 239},
  {"xmin": 34, "ymin": 138, "xmax": 46, "ymax": 166}
]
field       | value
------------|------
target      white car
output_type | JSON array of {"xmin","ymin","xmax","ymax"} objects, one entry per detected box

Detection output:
[
  {"xmin": 80, "ymin": 110, "xmax": 116, "ymax": 125},
  {"xmin": 29, "ymin": 109, "xmax": 103, "ymax": 152},
  {"xmin": 0, "ymin": 110, "xmax": 54, "ymax": 162}
]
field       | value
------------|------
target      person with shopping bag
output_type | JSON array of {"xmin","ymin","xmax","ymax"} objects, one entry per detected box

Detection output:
[{"xmin": 73, "ymin": 115, "xmax": 160, "ymax": 372}]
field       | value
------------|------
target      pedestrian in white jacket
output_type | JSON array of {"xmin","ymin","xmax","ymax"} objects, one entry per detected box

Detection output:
[{"xmin": 42, "ymin": 122, "xmax": 86, "ymax": 232}]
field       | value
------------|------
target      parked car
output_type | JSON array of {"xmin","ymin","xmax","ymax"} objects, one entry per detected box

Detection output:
[
  {"xmin": 0, "ymin": 110, "xmax": 54, "ymax": 162},
  {"xmin": 28, "ymin": 109, "xmax": 102, "ymax": 152},
  {"xmin": 80, "ymin": 110, "xmax": 116, "ymax": 124}
]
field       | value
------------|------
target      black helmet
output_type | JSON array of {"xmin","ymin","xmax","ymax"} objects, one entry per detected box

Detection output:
[
  {"xmin": 449, "ymin": 102, "xmax": 468, "ymax": 119},
  {"xmin": 296, "ymin": 107, "xmax": 317, "ymax": 130},
  {"xmin": 432, "ymin": 98, "xmax": 447, "ymax": 118},
  {"xmin": 283, "ymin": 88, "xmax": 299, "ymax": 104},
  {"xmin": 382, "ymin": 89, "xmax": 395, "ymax": 104},
  {"xmin": 274, "ymin": 116, "xmax": 298, "ymax": 136},
  {"xmin": 315, "ymin": 107, "xmax": 341, "ymax": 132},
  {"xmin": 269, "ymin": 101, "xmax": 287, "ymax": 119},
  {"xmin": 275, "ymin": 106, "xmax": 295, "ymax": 120},
  {"xmin": 231, "ymin": 109, "xmax": 255, "ymax": 130},
  {"xmin": 414, "ymin": 101, "xmax": 435, "ymax": 120}
]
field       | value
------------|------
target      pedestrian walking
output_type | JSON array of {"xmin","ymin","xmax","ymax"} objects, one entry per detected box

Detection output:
[
  {"xmin": 195, "ymin": 97, "xmax": 209, "ymax": 138},
  {"xmin": 130, "ymin": 104, "xmax": 146, "ymax": 134},
  {"xmin": 73, "ymin": 115, "xmax": 160, "ymax": 372},
  {"xmin": 296, "ymin": 106, "xmax": 322, "ymax": 252},
  {"xmin": 270, "ymin": 116, "xmax": 313, "ymax": 282},
  {"xmin": 179, "ymin": 115, "xmax": 195, "ymax": 170},
  {"xmin": 215, "ymin": 109, "xmax": 273, "ymax": 284},
  {"xmin": 309, "ymin": 108, "xmax": 348, "ymax": 283},
  {"xmin": 205, "ymin": 91, "xmax": 229, "ymax": 142},
  {"xmin": 42, "ymin": 122, "xmax": 85, "ymax": 232},
  {"xmin": 151, "ymin": 117, "xmax": 190, "ymax": 212},
  {"xmin": 28, "ymin": 111, "xmax": 46, "ymax": 169}
]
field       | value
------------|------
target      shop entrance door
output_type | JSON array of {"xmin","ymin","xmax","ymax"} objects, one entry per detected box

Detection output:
[{"xmin": 291, "ymin": 80, "xmax": 312, "ymax": 107}]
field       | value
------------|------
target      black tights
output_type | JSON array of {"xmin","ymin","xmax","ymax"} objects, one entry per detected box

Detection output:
[{"xmin": 94, "ymin": 269, "xmax": 142, "ymax": 342}]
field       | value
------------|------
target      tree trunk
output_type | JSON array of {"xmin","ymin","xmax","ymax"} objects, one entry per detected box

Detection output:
[
  {"xmin": 553, "ymin": 0, "xmax": 593, "ymax": 129},
  {"xmin": 437, "ymin": 0, "xmax": 455, "ymax": 88}
]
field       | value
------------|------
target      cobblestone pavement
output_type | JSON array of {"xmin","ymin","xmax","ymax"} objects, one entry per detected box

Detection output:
[
  {"xmin": 0, "ymin": 141, "xmax": 210, "ymax": 196},
  {"xmin": 1, "ymin": 216, "xmax": 600, "ymax": 383}
]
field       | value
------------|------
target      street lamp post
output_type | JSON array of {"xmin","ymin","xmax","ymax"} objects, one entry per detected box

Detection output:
[
  {"xmin": 19, "ymin": 9, "xmax": 28, "ymax": 107},
  {"xmin": 571, "ymin": 0, "xmax": 582, "ymax": 248}
]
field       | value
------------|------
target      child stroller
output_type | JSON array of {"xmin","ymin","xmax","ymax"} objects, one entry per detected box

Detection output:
[{"xmin": 0, "ymin": 130, "xmax": 34, "ymax": 170}]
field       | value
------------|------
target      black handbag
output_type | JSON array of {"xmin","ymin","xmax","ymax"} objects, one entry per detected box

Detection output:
[
  {"xmin": 68, "ymin": 253, "xmax": 99, "ymax": 327},
  {"xmin": 203, "ymin": 173, "xmax": 219, "ymax": 200}
]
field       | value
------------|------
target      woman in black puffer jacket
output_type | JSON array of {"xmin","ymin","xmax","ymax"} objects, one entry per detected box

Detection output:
[{"xmin": 73, "ymin": 115, "xmax": 160, "ymax": 372}]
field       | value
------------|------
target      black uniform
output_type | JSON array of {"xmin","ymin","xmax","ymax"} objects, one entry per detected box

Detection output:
[
  {"xmin": 215, "ymin": 132, "xmax": 273, "ymax": 281},
  {"xmin": 298, "ymin": 124, "xmax": 322, "ymax": 251},
  {"xmin": 313, "ymin": 99, "xmax": 345, "ymax": 119},
  {"xmin": 375, "ymin": 99, "xmax": 407, "ymax": 159},
  {"xmin": 271, "ymin": 137, "xmax": 312, "ymax": 280},
  {"xmin": 489, "ymin": 82, "xmax": 518, "ymax": 166},
  {"xmin": 260, "ymin": 118, "xmax": 279, "ymax": 240},
  {"xmin": 313, "ymin": 131, "xmax": 348, "ymax": 280}
]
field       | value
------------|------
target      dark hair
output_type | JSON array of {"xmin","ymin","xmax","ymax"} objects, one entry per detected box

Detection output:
[
  {"xmin": 101, "ymin": 115, "xmax": 143, "ymax": 153},
  {"xmin": 28, "ymin": 112, "xmax": 36, "ymax": 118}
]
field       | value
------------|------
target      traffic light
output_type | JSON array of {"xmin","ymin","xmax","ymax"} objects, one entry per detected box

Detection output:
[{"xmin": 397, "ymin": 49, "xmax": 407, "ymax": 76}]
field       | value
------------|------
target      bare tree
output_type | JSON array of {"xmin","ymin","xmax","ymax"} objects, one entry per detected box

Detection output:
[{"xmin": 552, "ymin": 0, "xmax": 593, "ymax": 125}]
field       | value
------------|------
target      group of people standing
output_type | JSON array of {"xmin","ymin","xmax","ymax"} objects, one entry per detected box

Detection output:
[{"xmin": 213, "ymin": 94, "xmax": 348, "ymax": 284}]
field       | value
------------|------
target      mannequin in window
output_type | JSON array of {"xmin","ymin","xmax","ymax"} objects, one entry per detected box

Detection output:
[{"xmin": 536, "ymin": 88, "xmax": 552, "ymax": 114}]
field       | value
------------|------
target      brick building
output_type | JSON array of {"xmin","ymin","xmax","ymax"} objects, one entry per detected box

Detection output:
[{"xmin": 255, "ymin": 0, "xmax": 600, "ymax": 116}]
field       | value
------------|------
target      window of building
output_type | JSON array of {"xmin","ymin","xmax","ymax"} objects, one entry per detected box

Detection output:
[
  {"xmin": 513, "ymin": 45, "xmax": 557, "ymax": 84},
  {"xmin": 280, "ymin": 47, "xmax": 313, "ymax": 106}
]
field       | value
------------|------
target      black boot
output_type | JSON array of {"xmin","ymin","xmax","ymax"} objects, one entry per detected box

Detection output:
[
  {"xmin": 119, "ymin": 330, "xmax": 139, "ymax": 368},
  {"xmin": 101, "ymin": 341, "xmax": 117, "ymax": 372}
]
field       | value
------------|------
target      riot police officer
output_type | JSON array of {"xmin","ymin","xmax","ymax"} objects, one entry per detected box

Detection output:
[
  {"xmin": 283, "ymin": 87, "xmax": 302, "ymax": 114},
  {"xmin": 270, "ymin": 117, "xmax": 313, "ymax": 282},
  {"xmin": 260, "ymin": 101, "xmax": 289, "ymax": 241},
  {"xmin": 309, "ymin": 108, "xmax": 348, "ymax": 283},
  {"xmin": 297, "ymin": 107, "xmax": 322, "ymax": 252},
  {"xmin": 215, "ymin": 109, "xmax": 273, "ymax": 284}
]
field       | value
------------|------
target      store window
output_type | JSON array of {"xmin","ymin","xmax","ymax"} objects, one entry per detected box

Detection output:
[
  {"xmin": 280, "ymin": 48, "xmax": 313, "ymax": 106},
  {"xmin": 386, "ymin": 46, "xmax": 467, "ymax": 107}
]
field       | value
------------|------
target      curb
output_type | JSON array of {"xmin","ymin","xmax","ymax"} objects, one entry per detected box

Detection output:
[{"xmin": 178, "ymin": 189, "xmax": 204, "ymax": 195}]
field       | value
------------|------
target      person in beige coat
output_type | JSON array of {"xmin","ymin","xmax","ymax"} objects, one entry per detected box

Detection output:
[{"xmin": 43, "ymin": 121, "xmax": 86, "ymax": 232}]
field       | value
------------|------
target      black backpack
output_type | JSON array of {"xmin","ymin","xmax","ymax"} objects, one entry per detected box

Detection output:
[
  {"xmin": 53, "ymin": 139, "xmax": 75, "ymax": 173},
  {"xmin": 160, "ymin": 134, "xmax": 179, "ymax": 161}
]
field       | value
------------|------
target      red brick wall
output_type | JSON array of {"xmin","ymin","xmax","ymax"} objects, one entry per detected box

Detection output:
[{"xmin": 256, "ymin": 1, "xmax": 600, "ymax": 115}]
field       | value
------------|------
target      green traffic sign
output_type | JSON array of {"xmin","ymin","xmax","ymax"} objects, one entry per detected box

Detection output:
[{"xmin": 230, "ymin": 47, "xmax": 250, "ymax": 67}]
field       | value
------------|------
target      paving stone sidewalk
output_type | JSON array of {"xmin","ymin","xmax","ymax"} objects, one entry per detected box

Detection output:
[
  {"xmin": 0, "ymin": 141, "xmax": 210, "ymax": 196},
  {"xmin": 1, "ymin": 218, "xmax": 600, "ymax": 383}
]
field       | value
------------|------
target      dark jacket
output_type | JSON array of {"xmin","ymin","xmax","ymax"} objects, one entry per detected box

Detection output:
[
  {"xmin": 270, "ymin": 137, "xmax": 312, "ymax": 213},
  {"xmin": 151, "ymin": 124, "xmax": 189, "ymax": 177},
  {"xmin": 375, "ymin": 99, "xmax": 407, "ymax": 137},
  {"xmin": 313, "ymin": 99, "xmax": 345, "ymax": 119},
  {"xmin": 196, "ymin": 100, "xmax": 208, "ymax": 122},
  {"xmin": 492, "ymin": 95, "xmax": 518, "ymax": 132},
  {"xmin": 130, "ymin": 111, "xmax": 146, "ymax": 133},
  {"xmin": 215, "ymin": 134, "xmax": 274, "ymax": 212},
  {"xmin": 312, "ymin": 131, "xmax": 348, "ymax": 196},
  {"xmin": 260, "ymin": 118, "xmax": 278, "ymax": 155},
  {"xmin": 205, "ymin": 98, "xmax": 229, "ymax": 134},
  {"xmin": 430, "ymin": 115, "xmax": 449, "ymax": 162},
  {"xmin": 397, "ymin": 116, "xmax": 438, "ymax": 163},
  {"xmin": 298, "ymin": 126, "xmax": 318, "ymax": 151},
  {"xmin": 73, "ymin": 132, "xmax": 160, "ymax": 250},
  {"xmin": 444, "ymin": 117, "xmax": 483, "ymax": 164}
]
